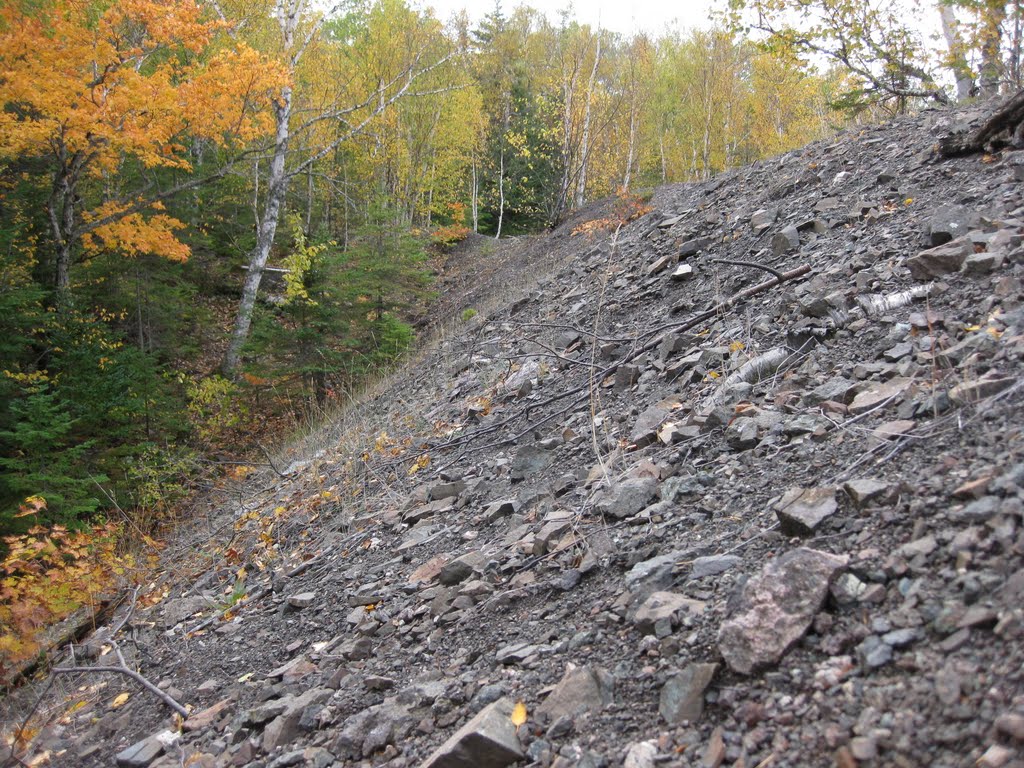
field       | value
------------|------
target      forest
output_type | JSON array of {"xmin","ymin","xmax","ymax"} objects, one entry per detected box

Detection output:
[{"xmin": 1, "ymin": 0, "xmax": 1022, "ymax": 667}]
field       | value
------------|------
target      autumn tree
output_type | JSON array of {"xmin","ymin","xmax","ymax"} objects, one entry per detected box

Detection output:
[
  {"xmin": 0, "ymin": 0, "xmax": 285, "ymax": 297},
  {"xmin": 221, "ymin": 0, "xmax": 460, "ymax": 375},
  {"xmin": 729, "ymin": 0, "xmax": 950, "ymax": 111}
]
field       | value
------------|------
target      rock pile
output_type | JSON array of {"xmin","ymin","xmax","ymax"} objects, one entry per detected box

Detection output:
[{"xmin": 5, "ymin": 101, "xmax": 1024, "ymax": 768}]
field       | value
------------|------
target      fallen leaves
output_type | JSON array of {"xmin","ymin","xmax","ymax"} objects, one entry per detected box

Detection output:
[{"xmin": 510, "ymin": 700, "xmax": 528, "ymax": 727}]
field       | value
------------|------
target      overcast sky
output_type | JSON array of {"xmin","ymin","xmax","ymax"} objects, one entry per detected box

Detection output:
[{"xmin": 413, "ymin": 0, "xmax": 725, "ymax": 36}]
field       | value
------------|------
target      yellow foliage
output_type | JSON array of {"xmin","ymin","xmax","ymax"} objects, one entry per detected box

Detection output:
[{"xmin": 0, "ymin": 513, "xmax": 128, "ymax": 676}]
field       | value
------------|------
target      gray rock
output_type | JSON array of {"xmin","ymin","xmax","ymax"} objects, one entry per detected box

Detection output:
[
  {"xmin": 115, "ymin": 733, "xmax": 170, "ymax": 767},
  {"xmin": 679, "ymin": 236, "xmax": 713, "ymax": 256},
  {"xmin": 906, "ymin": 236, "xmax": 973, "ymax": 279},
  {"xmin": 470, "ymin": 683, "xmax": 507, "ymax": 710},
  {"xmin": 659, "ymin": 663, "xmax": 718, "ymax": 723},
  {"xmin": 718, "ymin": 548, "xmax": 848, "ymax": 674},
  {"xmin": 925, "ymin": 206, "xmax": 971, "ymax": 246},
  {"xmin": 830, "ymin": 572, "xmax": 867, "ymax": 604},
  {"xmin": 420, "ymin": 698, "xmax": 524, "ymax": 768},
  {"xmin": 287, "ymin": 591, "xmax": 316, "ymax": 608},
  {"xmin": 995, "ymin": 712, "xmax": 1024, "ymax": 741},
  {"xmin": 537, "ymin": 664, "xmax": 614, "ymax": 722},
  {"xmin": 725, "ymin": 417, "xmax": 759, "ymax": 450},
  {"xmin": 630, "ymin": 398, "xmax": 680, "ymax": 447},
  {"xmin": 843, "ymin": 478, "xmax": 895, "ymax": 508},
  {"xmin": 856, "ymin": 635, "xmax": 893, "ymax": 668},
  {"xmin": 332, "ymin": 702, "xmax": 412, "ymax": 760},
  {"xmin": 428, "ymin": 480, "xmax": 467, "ymax": 500},
  {"xmin": 751, "ymin": 208, "xmax": 778, "ymax": 232},
  {"xmin": 595, "ymin": 478, "xmax": 659, "ymax": 519},
  {"xmin": 774, "ymin": 487, "xmax": 838, "ymax": 535},
  {"xmin": 262, "ymin": 688, "xmax": 332, "ymax": 753},
  {"xmin": 772, "ymin": 225, "xmax": 800, "ymax": 255},
  {"xmin": 671, "ymin": 263, "xmax": 694, "ymax": 281},
  {"xmin": 624, "ymin": 551, "xmax": 683, "ymax": 588},
  {"xmin": 954, "ymin": 495, "xmax": 1003, "ymax": 528},
  {"xmin": 633, "ymin": 591, "xmax": 705, "ymax": 634},
  {"xmin": 161, "ymin": 596, "xmax": 214, "ymax": 628},
  {"xmin": 439, "ymin": 551, "xmax": 488, "ymax": 586},
  {"xmin": 511, "ymin": 444, "xmax": 554, "ymax": 481},
  {"xmin": 623, "ymin": 741, "xmax": 658, "ymax": 768},
  {"xmin": 496, "ymin": 641, "xmax": 547, "ymax": 665},
  {"xmin": 689, "ymin": 555, "xmax": 741, "ymax": 579},
  {"xmin": 950, "ymin": 374, "xmax": 1016, "ymax": 404},
  {"xmin": 804, "ymin": 376, "xmax": 856, "ymax": 406},
  {"xmin": 484, "ymin": 499, "xmax": 519, "ymax": 522},
  {"xmin": 962, "ymin": 250, "xmax": 1001, "ymax": 274}
]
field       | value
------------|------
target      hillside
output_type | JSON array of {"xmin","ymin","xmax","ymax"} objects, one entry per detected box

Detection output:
[{"xmin": 4, "ymin": 100, "xmax": 1024, "ymax": 768}]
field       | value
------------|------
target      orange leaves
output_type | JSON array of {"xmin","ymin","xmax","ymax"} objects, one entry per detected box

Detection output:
[
  {"xmin": 0, "ymin": 514, "xmax": 129, "ymax": 674},
  {"xmin": 0, "ymin": 0, "xmax": 287, "ymax": 266},
  {"xmin": 180, "ymin": 46, "xmax": 289, "ymax": 146},
  {"xmin": 13, "ymin": 496, "xmax": 46, "ymax": 519},
  {"xmin": 83, "ymin": 204, "xmax": 190, "ymax": 261}
]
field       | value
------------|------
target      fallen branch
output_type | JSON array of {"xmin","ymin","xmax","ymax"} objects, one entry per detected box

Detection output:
[
  {"xmin": 432, "ymin": 263, "xmax": 812, "ymax": 468},
  {"xmin": 51, "ymin": 663, "xmax": 187, "ymax": 718},
  {"xmin": 939, "ymin": 89, "xmax": 1024, "ymax": 157}
]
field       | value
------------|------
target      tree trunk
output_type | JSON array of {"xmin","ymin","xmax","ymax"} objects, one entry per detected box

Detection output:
[
  {"xmin": 622, "ymin": 102, "xmax": 636, "ymax": 193},
  {"xmin": 939, "ymin": 3, "xmax": 974, "ymax": 101},
  {"xmin": 939, "ymin": 87, "xmax": 1024, "ymax": 155},
  {"xmin": 980, "ymin": 0, "xmax": 1008, "ymax": 97},
  {"xmin": 49, "ymin": 189, "xmax": 75, "ymax": 296},
  {"xmin": 495, "ymin": 137, "xmax": 505, "ymax": 239},
  {"xmin": 575, "ymin": 33, "xmax": 601, "ymax": 209},
  {"xmin": 223, "ymin": 85, "xmax": 293, "ymax": 375},
  {"xmin": 471, "ymin": 157, "xmax": 479, "ymax": 233}
]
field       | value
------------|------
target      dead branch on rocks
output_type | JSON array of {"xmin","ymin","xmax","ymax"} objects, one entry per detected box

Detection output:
[
  {"xmin": 48, "ymin": 587, "xmax": 187, "ymax": 719},
  {"xmin": 430, "ymin": 263, "xmax": 811, "ymax": 470},
  {"xmin": 51, "ymin": 662, "xmax": 188, "ymax": 718},
  {"xmin": 939, "ymin": 89, "xmax": 1024, "ymax": 157},
  {"xmin": 711, "ymin": 257, "xmax": 784, "ymax": 281}
]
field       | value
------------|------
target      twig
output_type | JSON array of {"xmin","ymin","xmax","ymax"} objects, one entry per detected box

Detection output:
[
  {"xmin": 258, "ymin": 443, "xmax": 286, "ymax": 478},
  {"xmin": 712, "ymin": 258, "xmax": 784, "ymax": 281},
  {"xmin": 439, "ymin": 264, "xmax": 812, "ymax": 463},
  {"xmin": 51, "ymin": 664, "xmax": 187, "ymax": 718}
]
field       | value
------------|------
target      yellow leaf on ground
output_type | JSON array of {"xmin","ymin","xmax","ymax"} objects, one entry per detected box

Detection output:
[
  {"xmin": 111, "ymin": 692, "xmax": 130, "ymax": 708},
  {"xmin": 510, "ymin": 700, "xmax": 527, "ymax": 726}
]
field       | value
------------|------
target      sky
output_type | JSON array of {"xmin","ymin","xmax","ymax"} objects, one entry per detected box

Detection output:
[{"xmin": 414, "ymin": 0, "xmax": 724, "ymax": 36}]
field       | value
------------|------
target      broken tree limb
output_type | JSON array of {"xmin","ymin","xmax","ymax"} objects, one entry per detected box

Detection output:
[
  {"xmin": 430, "ymin": 263, "xmax": 811, "ymax": 468},
  {"xmin": 939, "ymin": 89, "xmax": 1024, "ymax": 157},
  {"xmin": 710, "ymin": 347, "xmax": 801, "ymax": 405},
  {"xmin": 51, "ymin": 663, "xmax": 188, "ymax": 718}
]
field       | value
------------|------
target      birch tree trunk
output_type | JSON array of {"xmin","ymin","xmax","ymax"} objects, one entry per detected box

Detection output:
[
  {"xmin": 223, "ymin": 83, "xmax": 293, "ymax": 375},
  {"xmin": 622, "ymin": 101, "xmax": 636, "ymax": 193},
  {"xmin": 980, "ymin": 0, "xmax": 1007, "ymax": 97},
  {"xmin": 939, "ymin": 3, "xmax": 974, "ymax": 101},
  {"xmin": 471, "ymin": 157, "xmax": 479, "ymax": 233},
  {"xmin": 575, "ymin": 32, "xmax": 601, "ymax": 209},
  {"xmin": 495, "ymin": 138, "xmax": 505, "ymax": 239}
]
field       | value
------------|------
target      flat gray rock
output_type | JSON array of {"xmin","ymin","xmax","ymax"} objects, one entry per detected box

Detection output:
[
  {"xmin": 907, "ymin": 236, "xmax": 973, "ymax": 279},
  {"xmin": 420, "ymin": 698, "xmax": 524, "ymax": 768},
  {"xmin": 775, "ymin": 486, "xmax": 838, "ymax": 535},
  {"xmin": 632, "ymin": 591, "xmax": 705, "ymax": 634},
  {"xmin": 595, "ymin": 478, "xmax": 658, "ymax": 519},
  {"xmin": 659, "ymin": 663, "xmax": 718, "ymax": 723},
  {"xmin": 537, "ymin": 664, "xmax": 614, "ymax": 722}
]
